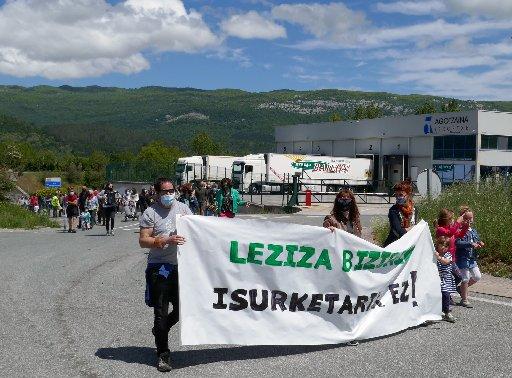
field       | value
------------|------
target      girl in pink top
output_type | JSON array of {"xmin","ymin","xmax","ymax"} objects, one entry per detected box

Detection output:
[
  {"xmin": 434, "ymin": 208, "xmax": 470, "ymax": 298},
  {"xmin": 434, "ymin": 208, "xmax": 469, "ymax": 260}
]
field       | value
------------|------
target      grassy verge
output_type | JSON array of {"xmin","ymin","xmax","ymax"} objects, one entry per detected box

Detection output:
[
  {"xmin": 0, "ymin": 202, "xmax": 60, "ymax": 229},
  {"xmin": 372, "ymin": 180, "xmax": 512, "ymax": 278}
]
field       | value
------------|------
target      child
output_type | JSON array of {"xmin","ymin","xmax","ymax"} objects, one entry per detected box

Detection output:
[
  {"xmin": 455, "ymin": 209, "xmax": 484, "ymax": 308},
  {"xmin": 80, "ymin": 210, "xmax": 92, "ymax": 230},
  {"xmin": 435, "ymin": 236, "xmax": 457, "ymax": 323},
  {"xmin": 434, "ymin": 208, "xmax": 469, "ymax": 298}
]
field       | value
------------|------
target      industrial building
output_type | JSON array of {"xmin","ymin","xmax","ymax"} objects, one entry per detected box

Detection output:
[{"xmin": 275, "ymin": 110, "xmax": 512, "ymax": 185}]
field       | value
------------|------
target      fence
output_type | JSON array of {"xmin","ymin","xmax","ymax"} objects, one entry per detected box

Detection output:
[{"xmin": 237, "ymin": 173, "xmax": 399, "ymax": 206}]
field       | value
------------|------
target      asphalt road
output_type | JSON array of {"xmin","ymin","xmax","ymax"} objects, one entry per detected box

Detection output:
[{"xmin": 1, "ymin": 214, "xmax": 511, "ymax": 377}]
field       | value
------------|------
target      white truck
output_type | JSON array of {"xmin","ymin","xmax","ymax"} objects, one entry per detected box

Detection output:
[
  {"xmin": 175, "ymin": 155, "xmax": 239, "ymax": 185},
  {"xmin": 232, "ymin": 153, "xmax": 373, "ymax": 194}
]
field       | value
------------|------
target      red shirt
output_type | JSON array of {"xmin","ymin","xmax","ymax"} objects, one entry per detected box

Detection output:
[
  {"xmin": 435, "ymin": 222, "xmax": 469, "ymax": 261},
  {"xmin": 66, "ymin": 194, "xmax": 78, "ymax": 205},
  {"xmin": 30, "ymin": 196, "xmax": 39, "ymax": 206}
]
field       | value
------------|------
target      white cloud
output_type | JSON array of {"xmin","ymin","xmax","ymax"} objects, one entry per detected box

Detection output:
[
  {"xmin": 272, "ymin": 2, "xmax": 368, "ymax": 44},
  {"xmin": 207, "ymin": 47, "xmax": 253, "ymax": 68},
  {"xmin": 376, "ymin": 1, "xmax": 447, "ymax": 16},
  {"xmin": 0, "ymin": 0, "xmax": 220, "ymax": 79},
  {"xmin": 381, "ymin": 37, "xmax": 512, "ymax": 100},
  {"xmin": 384, "ymin": 66, "xmax": 512, "ymax": 100},
  {"xmin": 367, "ymin": 19, "xmax": 512, "ymax": 46},
  {"xmin": 290, "ymin": 17, "xmax": 512, "ymax": 50},
  {"xmin": 377, "ymin": 0, "xmax": 512, "ymax": 19},
  {"xmin": 221, "ymin": 11, "xmax": 286, "ymax": 40},
  {"xmin": 445, "ymin": 0, "xmax": 512, "ymax": 19}
]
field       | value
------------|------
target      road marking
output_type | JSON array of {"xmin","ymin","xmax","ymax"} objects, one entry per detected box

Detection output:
[{"xmin": 469, "ymin": 296, "xmax": 512, "ymax": 307}]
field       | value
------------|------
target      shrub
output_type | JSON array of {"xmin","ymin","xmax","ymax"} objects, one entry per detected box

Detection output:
[
  {"xmin": 0, "ymin": 202, "xmax": 60, "ymax": 229},
  {"xmin": 372, "ymin": 180, "xmax": 512, "ymax": 277}
]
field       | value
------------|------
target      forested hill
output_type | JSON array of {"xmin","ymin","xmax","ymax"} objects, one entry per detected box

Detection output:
[{"xmin": 1, "ymin": 85, "xmax": 511, "ymax": 155}]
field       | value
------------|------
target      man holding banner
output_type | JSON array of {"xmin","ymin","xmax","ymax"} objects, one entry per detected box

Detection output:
[{"xmin": 139, "ymin": 177, "xmax": 192, "ymax": 372}]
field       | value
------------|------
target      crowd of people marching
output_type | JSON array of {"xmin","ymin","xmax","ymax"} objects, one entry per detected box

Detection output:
[
  {"xmin": 17, "ymin": 176, "xmax": 484, "ymax": 372},
  {"xmin": 17, "ymin": 177, "xmax": 247, "ymax": 235}
]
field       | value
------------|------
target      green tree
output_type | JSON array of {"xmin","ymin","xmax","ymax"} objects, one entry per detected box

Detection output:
[
  {"xmin": 441, "ymin": 99, "xmax": 460, "ymax": 112},
  {"xmin": 0, "ymin": 144, "xmax": 23, "ymax": 171},
  {"xmin": 0, "ymin": 169, "xmax": 15, "ymax": 201},
  {"xmin": 85, "ymin": 150, "xmax": 109, "ymax": 171},
  {"xmin": 65, "ymin": 162, "xmax": 83, "ymax": 184},
  {"xmin": 329, "ymin": 112, "xmax": 343, "ymax": 122},
  {"xmin": 351, "ymin": 105, "xmax": 382, "ymax": 120},
  {"xmin": 137, "ymin": 140, "xmax": 184, "ymax": 177},
  {"xmin": 191, "ymin": 132, "xmax": 222, "ymax": 155},
  {"xmin": 83, "ymin": 169, "xmax": 105, "ymax": 189},
  {"xmin": 415, "ymin": 102, "xmax": 437, "ymax": 115}
]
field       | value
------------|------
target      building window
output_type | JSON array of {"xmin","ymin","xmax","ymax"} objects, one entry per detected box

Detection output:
[
  {"xmin": 481, "ymin": 135, "xmax": 498, "ymax": 149},
  {"xmin": 508, "ymin": 137, "xmax": 512, "ymax": 150},
  {"xmin": 433, "ymin": 135, "xmax": 476, "ymax": 161},
  {"xmin": 434, "ymin": 164, "xmax": 475, "ymax": 184}
]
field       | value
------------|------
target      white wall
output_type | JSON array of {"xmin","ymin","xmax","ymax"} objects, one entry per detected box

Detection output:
[
  {"xmin": 478, "ymin": 150, "xmax": 512, "ymax": 166},
  {"xmin": 409, "ymin": 157, "xmax": 431, "ymax": 180},
  {"xmin": 478, "ymin": 111, "xmax": 512, "ymax": 136},
  {"xmin": 355, "ymin": 138, "xmax": 380, "ymax": 154},
  {"xmin": 293, "ymin": 141, "xmax": 312, "ymax": 154},
  {"xmin": 382, "ymin": 137, "xmax": 409, "ymax": 155},
  {"xmin": 312, "ymin": 140, "xmax": 333, "ymax": 155},
  {"xmin": 332, "ymin": 140, "xmax": 355, "ymax": 156},
  {"xmin": 276, "ymin": 142, "xmax": 293, "ymax": 154},
  {"xmin": 409, "ymin": 136, "xmax": 432, "ymax": 157},
  {"xmin": 275, "ymin": 110, "xmax": 480, "ymax": 142}
]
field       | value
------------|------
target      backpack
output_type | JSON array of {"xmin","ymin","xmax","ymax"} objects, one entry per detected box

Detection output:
[{"xmin": 105, "ymin": 191, "xmax": 116, "ymax": 207}]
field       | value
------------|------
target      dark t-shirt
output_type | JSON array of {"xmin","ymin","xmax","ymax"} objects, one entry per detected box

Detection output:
[{"xmin": 196, "ymin": 187, "xmax": 207, "ymax": 203}]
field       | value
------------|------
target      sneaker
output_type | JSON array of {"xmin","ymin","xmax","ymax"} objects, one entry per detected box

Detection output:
[
  {"xmin": 157, "ymin": 351, "xmax": 172, "ymax": 372},
  {"xmin": 71, "ymin": 230, "xmax": 77, "ymax": 233},
  {"xmin": 106, "ymin": 231, "xmax": 110, "ymax": 236},
  {"xmin": 346, "ymin": 340, "xmax": 359, "ymax": 346},
  {"xmin": 442, "ymin": 312, "xmax": 456, "ymax": 323},
  {"xmin": 459, "ymin": 300, "xmax": 473, "ymax": 308},
  {"xmin": 110, "ymin": 230, "xmax": 114, "ymax": 236}
]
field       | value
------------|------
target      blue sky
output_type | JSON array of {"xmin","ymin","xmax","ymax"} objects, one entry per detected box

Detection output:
[{"xmin": 0, "ymin": 0, "xmax": 511, "ymax": 99}]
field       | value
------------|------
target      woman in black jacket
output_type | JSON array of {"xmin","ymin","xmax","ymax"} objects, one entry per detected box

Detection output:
[{"xmin": 383, "ymin": 181, "xmax": 418, "ymax": 247}]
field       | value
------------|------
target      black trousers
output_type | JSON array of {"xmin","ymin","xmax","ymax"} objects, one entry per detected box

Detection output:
[
  {"xmin": 104, "ymin": 207, "xmax": 115, "ymax": 231},
  {"xmin": 148, "ymin": 266, "xmax": 179, "ymax": 355},
  {"xmin": 442, "ymin": 291, "xmax": 450, "ymax": 313}
]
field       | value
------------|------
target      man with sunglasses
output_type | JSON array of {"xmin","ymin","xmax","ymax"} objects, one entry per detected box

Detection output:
[{"xmin": 139, "ymin": 177, "xmax": 192, "ymax": 372}]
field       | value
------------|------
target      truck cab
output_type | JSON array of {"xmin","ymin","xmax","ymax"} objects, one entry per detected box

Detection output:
[{"xmin": 175, "ymin": 156, "xmax": 203, "ymax": 185}]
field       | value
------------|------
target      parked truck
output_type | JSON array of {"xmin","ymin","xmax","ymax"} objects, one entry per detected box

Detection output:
[
  {"xmin": 175, "ymin": 155, "xmax": 239, "ymax": 185},
  {"xmin": 232, "ymin": 153, "xmax": 373, "ymax": 194}
]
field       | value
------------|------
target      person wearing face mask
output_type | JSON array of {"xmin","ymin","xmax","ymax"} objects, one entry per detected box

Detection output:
[
  {"xmin": 215, "ymin": 177, "xmax": 248, "ymax": 218},
  {"xmin": 383, "ymin": 181, "xmax": 418, "ymax": 247},
  {"xmin": 177, "ymin": 183, "xmax": 199, "ymax": 214},
  {"xmin": 139, "ymin": 177, "xmax": 192, "ymax": 372},
  {"xmin": 323, "ymin": 188, "xmax": 362, "ymax": 237},
  {"xmin": 100, "ymin": 182, "xmax": 117, "ymax": 236},
  {"xmin": 65, "ymin": 187, "xmax": 79, "ymax": 233}
]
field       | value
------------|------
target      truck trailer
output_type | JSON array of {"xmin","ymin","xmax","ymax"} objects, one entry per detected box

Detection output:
[
  {"xmin": 232, "ymin": 153, "xmax": 373, "ymax": 193},
  {"xmin": 175, "ymin": 155, "xmax": 238, "ymax": 185}
]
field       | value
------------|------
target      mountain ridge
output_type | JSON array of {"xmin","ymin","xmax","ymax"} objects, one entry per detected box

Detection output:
[{"xmin": 0, "ymin": 85, "xmax": 510, "ymax": 155}]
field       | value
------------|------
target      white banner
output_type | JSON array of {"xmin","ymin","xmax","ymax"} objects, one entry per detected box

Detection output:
[{"xmin": 177, "ymin": 216, "xmax": 441, "ymax": 345}]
